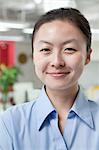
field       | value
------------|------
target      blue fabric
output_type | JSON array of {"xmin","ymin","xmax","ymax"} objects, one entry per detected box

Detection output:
[{"xmin": 0, "ymin": 86, "xmax": 99, "ymax": 150}]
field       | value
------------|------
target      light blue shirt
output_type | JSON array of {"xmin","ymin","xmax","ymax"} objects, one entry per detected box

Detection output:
[{"xmin": 0, "ymin": 86, "xmax": 99, "ymax": 150}]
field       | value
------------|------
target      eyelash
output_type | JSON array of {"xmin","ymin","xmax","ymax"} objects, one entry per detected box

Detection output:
[
  {"xmin": 64, "ymin": 48, "xmax": 77, "ymax": 53},
  {"xmin": 40, "ymin": 48, "xmax": 50, "ymax": 52}
]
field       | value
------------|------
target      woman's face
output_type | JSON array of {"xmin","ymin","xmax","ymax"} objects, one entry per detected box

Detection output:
[{"xmin": 33, "ymin": 20, "xmax": 91, "ymax": 91}]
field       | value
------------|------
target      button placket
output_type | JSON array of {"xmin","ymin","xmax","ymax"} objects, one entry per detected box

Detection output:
[{"xmin": 49, "ymin": 112, "xmax": 68, "ymax": 150}]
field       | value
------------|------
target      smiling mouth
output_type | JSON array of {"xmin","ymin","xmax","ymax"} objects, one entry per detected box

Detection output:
[{"xmin": 46, "ymin": 72, "xmax": 70, "ymax": 77}]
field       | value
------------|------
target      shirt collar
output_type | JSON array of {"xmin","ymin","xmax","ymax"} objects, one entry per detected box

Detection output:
[
  {"xmin": 70, "ymin": 87, "xmax": 94, "ymax": 129},
  {"xmin": 36, "ymin": 86, "xmax": 94, "ymax": 131},
  {"xmin": 36, "ymin": 86, "xmax": 55, "ymax": 131}
]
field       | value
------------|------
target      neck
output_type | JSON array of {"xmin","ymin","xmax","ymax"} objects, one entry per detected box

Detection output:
[{"xmin": 45, "ymin": 85, "xmax": 79, "ymax": 114}]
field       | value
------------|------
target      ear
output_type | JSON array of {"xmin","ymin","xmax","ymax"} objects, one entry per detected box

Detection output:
[{"xmin": 85, "ymin": 48, "xmax": 92, "ymax": 65}]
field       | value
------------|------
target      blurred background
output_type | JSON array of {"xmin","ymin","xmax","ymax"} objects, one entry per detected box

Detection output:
[{"xmin": 0, "ymin": 0, "xmax": 99, "ymax": 111}]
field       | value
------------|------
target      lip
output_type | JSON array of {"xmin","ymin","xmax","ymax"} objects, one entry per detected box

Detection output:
[{"xmin": 46, "ymin": 72, "xmax": 70, "ymax": 77}]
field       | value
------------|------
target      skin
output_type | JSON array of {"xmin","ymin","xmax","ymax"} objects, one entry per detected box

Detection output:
[{"xmin": 33, "ymin": 20, "xmax": 91, "ymax": 133}]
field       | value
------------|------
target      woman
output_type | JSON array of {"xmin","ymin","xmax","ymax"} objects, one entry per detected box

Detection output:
[{"xmin": 0, "ymin": 7, "xmax": 99, "ymax": 150}]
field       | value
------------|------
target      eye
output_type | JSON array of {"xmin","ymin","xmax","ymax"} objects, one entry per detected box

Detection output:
[
  {"xmin": 64, "ymin": 48, "xmax": 77, "ymax": 54},
  {"xmin": 40, "ymin": 48, "xmax": 51, "ymax": 54}
]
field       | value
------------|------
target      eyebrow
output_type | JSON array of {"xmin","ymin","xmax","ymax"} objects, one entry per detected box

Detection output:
[
  {"xmin": 39, "ymin": 39, "xmax": 78, "ymax": 45},
  {"xmin": 62, "ymin": 39, "xmax": 78, "ymax": 45},
  {"xmin": 39, "ymin": 40, "xmax": 53, "ymax": 46}
]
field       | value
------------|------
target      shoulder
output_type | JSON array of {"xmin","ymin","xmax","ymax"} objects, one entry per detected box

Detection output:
[
  {"xmin": 0, "ymin": 100, "xmax": 40, "ymax": 148},
  {"xmin": 0, "ymin": 100, "xmax": 38, "ymax": 127}
]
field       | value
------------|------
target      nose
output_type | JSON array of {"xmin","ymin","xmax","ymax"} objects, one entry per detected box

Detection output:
[{"xmin": 50, "ymin": 52, "xmax": 65, "ymax": 68}]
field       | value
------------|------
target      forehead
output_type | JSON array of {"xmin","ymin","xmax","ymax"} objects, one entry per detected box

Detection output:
[
  {"xmin": 36, "ymin": 19, "xmax": 78, "ymax": 32},
  {"xmin": 33, "ymin": 20, "xmax": 86, "ymax": 44}
]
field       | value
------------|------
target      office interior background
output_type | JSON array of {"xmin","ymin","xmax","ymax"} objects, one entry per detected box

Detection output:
[{"xmin": 0, "ymin": 0, "xmax": 99, "ymax": 110}]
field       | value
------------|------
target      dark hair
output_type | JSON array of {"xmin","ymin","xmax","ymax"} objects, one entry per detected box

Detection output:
[{"xmin": 32, "ymin": 7, "xmax": 91, "ymax": 55}]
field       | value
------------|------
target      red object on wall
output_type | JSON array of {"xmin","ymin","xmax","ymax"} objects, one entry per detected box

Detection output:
[{"xmin": 0, "ymin": 41, "xmax": 15, "ymax": 67}]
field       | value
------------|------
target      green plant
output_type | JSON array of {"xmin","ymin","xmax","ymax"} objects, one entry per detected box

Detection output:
[{"xmin": 0, "ymin": 64, "xmax": 21, "ymax": 93}]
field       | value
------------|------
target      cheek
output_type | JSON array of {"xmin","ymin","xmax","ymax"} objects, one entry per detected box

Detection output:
[
  {"xmin": 33, "ymin": 55, "xmax": 48, "ymax": 73},
  {"xmin": 75, "ymin": 60, "xmax": 86, "ymax": 77},
  {"xmin": 69, "ymin": 55, "xmax": 85, "ymax": 72}
]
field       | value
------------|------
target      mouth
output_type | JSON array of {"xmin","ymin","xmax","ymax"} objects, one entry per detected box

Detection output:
[{"xmin": 46, "ymin": 72, "xmax": 70, "ymax": 77}]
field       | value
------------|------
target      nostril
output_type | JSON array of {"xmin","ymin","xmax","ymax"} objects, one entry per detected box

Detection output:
[{"xmin": 51, "ymin": 61, "xmax": 65, "ymax": 68}]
